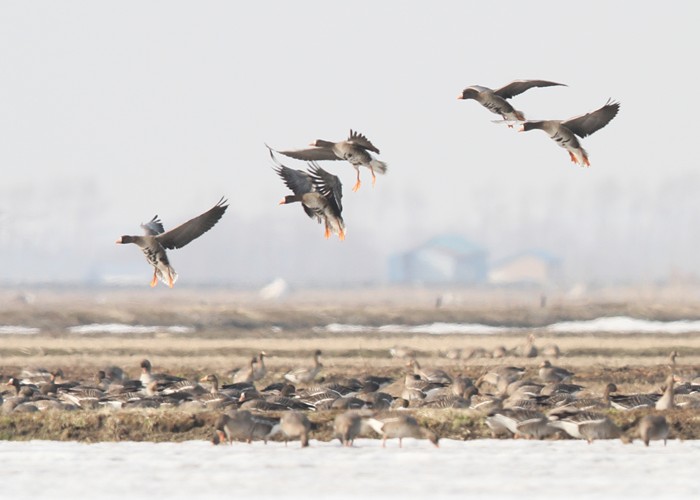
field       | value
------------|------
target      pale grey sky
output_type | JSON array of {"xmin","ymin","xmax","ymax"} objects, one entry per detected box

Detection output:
[{"xmin": 1, "ymin": 1, "xmax": 699, "ymax": 286}]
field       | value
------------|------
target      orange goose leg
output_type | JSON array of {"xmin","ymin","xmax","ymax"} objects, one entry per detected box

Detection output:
[
  {"xmin": 324, "ymin": 225, "xmax": 331, "ymax": 239},
  {"xmin": 568, "ymin": 151, "xmax": 578, "ymax": 164},
  {"xmin": 352, "ymin": 169, "xmax": 361, "ymax": 192},
  {"xmin": 338, "ymin": 228, "xmax": 346, "ymax": 241},
  {"xmin": 167, "ymin": 270, "xmax": 175, "ymax": 288},
  {"xmin": 371, "ymin": 167, "xmax": 377, "ymax": 187},
  {"xmin": 150, "ymin": 270, "xmax": 158, "ymax": 287}
]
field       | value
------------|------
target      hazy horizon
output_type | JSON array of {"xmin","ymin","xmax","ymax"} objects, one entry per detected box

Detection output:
[{"xmin": 2, "ymin": 2, "xmax": 699, "ymax": 287}]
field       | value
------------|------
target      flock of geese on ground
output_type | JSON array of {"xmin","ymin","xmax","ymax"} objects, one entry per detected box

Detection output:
[
  {"xmin": 115, "ymin": 79, "xmax": 620, "ymax": 287},
  {"xmin": 2, "ymin": 343, "xmax": 696, "ymax": 448}
]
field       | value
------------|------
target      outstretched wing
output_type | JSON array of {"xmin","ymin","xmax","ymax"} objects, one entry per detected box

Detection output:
[
  {"xmin": 156, "ymin": 198, "xmax": 228, "ymax": 250},
  {"xmin": 273, "ymin": 144, "xmax": 340, "ymax": 162},
  {"xmin": 268, "ymin": 147, "xmax": 318, "ymax": 220},
  {"xmin": 562, "ymin": 99, "xmax": 620, "ymax": 138},
  {"xmin": 307, "ymin": 161, "xmax": 343, "ymax": 215},
  {"xmin": 269, "ymin": 147, "xmax": 314, "ymax": 196},
  {"xmin": 141, "ymin": 216, "xmax": 165, "ymax": 235},
  {"xmin": 347, "ymin": 130, "xmax": 380, "ymax": 154},
  {"xmin": 494, "ymin": 80, "xmax": 566, "ymax": 100}
]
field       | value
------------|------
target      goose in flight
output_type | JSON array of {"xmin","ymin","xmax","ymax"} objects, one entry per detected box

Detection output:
[
  {"xmin": 518, "ymin": 99, "xmax": 620, "ymax": 166},
  {"xmin": 269, "ymin": 130, "xmax": 387, "ymax": 192},
  {"xmin": 270, "ymin": 149, "xmax": 345, "ymax": 241},
  {"xmin": 458, "ymin": 79, "xmax": 566, "ymax": 124},
  {"xmin": 116, "ymin": 198, "xmax": 228, "ymax": 287}
]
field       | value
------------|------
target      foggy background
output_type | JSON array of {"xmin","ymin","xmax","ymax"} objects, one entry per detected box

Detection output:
[{"xmin": 1, "ymin": 1, "xmax": 699, "ymax": 288}]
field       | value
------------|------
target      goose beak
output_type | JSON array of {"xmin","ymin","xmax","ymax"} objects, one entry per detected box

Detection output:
[
  {"xmin": 457, "ymin": 94, "xmax": 464, "ymax": 100},
  {"xmin": 518, "ymin": 125, "xmax": 525, "ymax": 132},
  {"xmin": 115, "ymin": 237, "xmax": 122, "ymax": 244}
]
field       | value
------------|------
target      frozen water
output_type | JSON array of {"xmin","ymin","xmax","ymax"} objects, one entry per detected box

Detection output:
[
  {"xmin": 66, "ymin": 324, "xmax": 195, "ymax": 334},
  {"xmin": 321, "ymin": 316, "xmax": 700, "ymax": 335},
  {"xmin": 546, "ymin": 316, "xmax": 700, "ymax": 334},
  {"xmin": 4, "ymin": 316, "xmax": 700, "ymax": 336},
  {"xmin": 1, "ymin": 438, "xmax": 698, "ymax": 499},
  {"xmin": 321, "ymin": 322, "xmax": 517, "ymax": 334},
  {"xmin": 0, "ymin": 325, "xmax": 40, "ymax": 335}
]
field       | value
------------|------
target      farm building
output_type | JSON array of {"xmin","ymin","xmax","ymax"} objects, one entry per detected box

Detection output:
[
  {"xmin": 388, "ymin": 234, "xmax": 488, "ymax": 285},
  {"xmin": 488, "ymin": 250, "xmax": 561, "ymax": 286}
]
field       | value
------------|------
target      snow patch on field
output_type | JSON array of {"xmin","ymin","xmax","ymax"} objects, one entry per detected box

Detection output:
[
  {"xmin": 67, "ymin": 323, "xmax": 194, "ymax": 334},
  {"xmin": 321, "ymin": 316, "xmax": 700, "ymax": 335}
]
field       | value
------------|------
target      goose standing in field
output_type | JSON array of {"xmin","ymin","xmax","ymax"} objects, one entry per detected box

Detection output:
[
  {"xmin": 668, "ymin": 351, "xmax": 678, "ymax": 370},
  {"xmin": 213, "ymin": 412, "xmax": 251, "ymax": 444},
  {"xmin": 556, "ymin": 382, "xmax": 616, "ymax": 411},
  {"xmin": 232, "ymin": 357, "xmax": 258, "ymax": 384},
  {"xmin": 609, "ymin": 386, "xmax": 660, "ymax": 411},
  {"xmin": 368, "ymin": 414, "xmax": 439, "ymax": 448},
  {"xmin": 548, "ymin": 408, "xmax": 622, "ymax": 443},
  {"xmin": 269, "ymin": 130, "xmax": 387, "ymax": 192},
  {"xmin": 458, "ymin": 79, "xmax": 566, "ymax": 124},
  {"xmin": 278, "ymin": 411, "xmax": 312, "ymax": 448},
  {"xmin": 197, "ymin": 374, "xmax": 237, "ymax": 409},
  {"xmin": 116, "ymin": 197, "xmax": 228, "ymax": 287},
  {"xmin": 138, "ymin": 359, "xmax": 185, "ymax": 387},
  {"xmin": 270, "ymin": 149, "xmax": 346, "ymax": 241},
  {"xmin": 334, "ymin": 411, "xmax": 363, "ymax": 447},
  {"xmin": 284, "ymin": 350, "xmax": 323, "ymax": 385},
  {"xmin": 541, "ymin": 343, "xmax": 561, "ymax": 359},
  {"xmin": 253, "ymin": 351, "xmax": 268, "ymax": 381},
  {"xmin": 516, "ymin": 334, "xmax": 538, "ymax": 358},
  {"xmin": 476, "ymin": 366, "xmax": 526, "ymax": 394},
  {"xmin": 638, "ymin": 414, "xmax": 670, "ymax": 446},
  {"xmin": 213, "ymin": 410, "xmax": 280, "ymax": 445},
  {"xmin": 409, "ymin": 358, "xmax": 453, "ymax": 385},
  {"xmin": 485, "ymin": 408, "xmax": 555, "ymax": 440},
  {"xmin": 539, "ymin": 360, "xmax": 574, "ymax": 384},
  {"xmin": 518, "ymin": 99, "xmax": 620, "ymax": 166},
  {"xmin": 655, "ymin": 374, "xmax": 676, "ymax": 410}
]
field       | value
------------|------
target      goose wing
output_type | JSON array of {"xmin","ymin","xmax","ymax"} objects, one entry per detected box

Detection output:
[
  {"xmin": 141, "ymin": 216, "xmax": 165, "ymax": 236},
  {"xmin": 269, "ymin": 149, "xmax": 318, "ymax": 221},
  {"xmin": 156, "ymin": 198, "xmax": 228, "ymax": 250},
  {"xmin": 347, "ymin": 130, "xmax": 380, "ymax": 154},
  {"xmin": 274, "ymin": 145, "xmax": 340, "ymax": 162},
  {"xmin": 562, "ymin": 99, "xmax": 620, "ymax": 138},
  {"xmin": 494, "ymin": 80, "xmax": 566, "ymax": 99},
  {"xmin": 307, "ymin": 161, "xmax": 343, "ymax": 214}
]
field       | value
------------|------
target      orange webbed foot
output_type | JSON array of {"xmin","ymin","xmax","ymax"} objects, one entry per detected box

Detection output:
[
  {"xmin": 352, "ymin": 180, "xmax": 361, "ymax": 192},
  {"xmin": 338, "ymin": 230, "xmax": 346, "ymax": 241},
  {"xmin": 150, "ymin": 271, "xmax": 158, "ymax": 287}
]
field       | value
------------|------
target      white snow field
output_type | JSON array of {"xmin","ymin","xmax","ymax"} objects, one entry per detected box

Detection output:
[
  {"xmin": 1, "ymin": 438, "xmax": 698, "ymax": 499},
  {"xmin": 322, "ymin": 316, "xmax": 700, "ymax": 335}
]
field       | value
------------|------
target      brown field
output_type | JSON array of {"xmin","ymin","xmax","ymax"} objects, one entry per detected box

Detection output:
[{"xmin": 1, "ymin": 285, "xmax": 700, "ymax": 442}]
